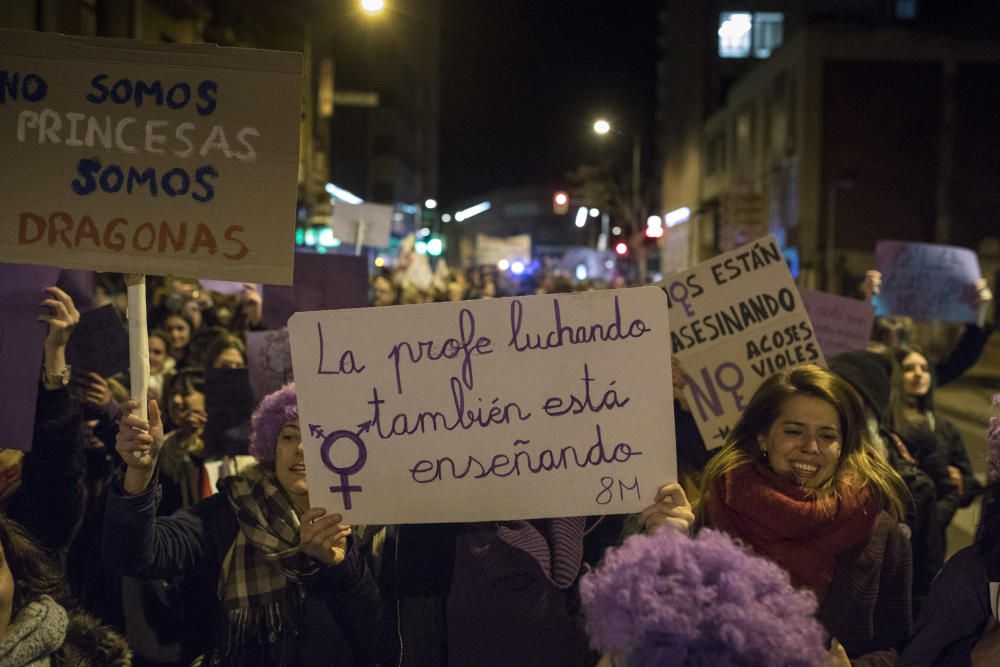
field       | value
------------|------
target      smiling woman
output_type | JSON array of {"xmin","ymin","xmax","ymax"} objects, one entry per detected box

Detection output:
[{"xmin": 645, "ymin": 364, "xmax": 912, "ymax": 665}]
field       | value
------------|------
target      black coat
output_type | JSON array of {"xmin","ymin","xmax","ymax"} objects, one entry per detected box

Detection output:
[{"xmin": 103, "ymin": 472, "xmax": 392, "ymax": 666}]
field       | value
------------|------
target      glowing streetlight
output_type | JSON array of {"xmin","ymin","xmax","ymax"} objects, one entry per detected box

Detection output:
[
  {"xmin": 593, "ymin": 119, "xmax": 611, "ymax": 135},
  {"xmin": 424, "ymin": 198, "xmax": 438, "ymax": 210},
  {"xmin": 360, "ymin": 0, "xmax": 385, "ymax": 15}
]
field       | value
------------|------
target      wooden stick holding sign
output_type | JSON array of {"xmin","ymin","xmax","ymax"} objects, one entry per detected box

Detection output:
[
  {"xmin": 126, "ymin": 274, "xmax": 150, "ymax": 421},
  {"xmin": 355, "ymin": 219, "xmax": 367, "ymax": 257}
]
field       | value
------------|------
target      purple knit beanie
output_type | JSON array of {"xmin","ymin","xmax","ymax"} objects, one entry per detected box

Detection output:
[
  {"xmin": 580, "ymin": 528, "xmax": 828, "ymax": 667},
  {"xmin": 249, "ymin": 383, "xmax": 298, "ymax": 462}
]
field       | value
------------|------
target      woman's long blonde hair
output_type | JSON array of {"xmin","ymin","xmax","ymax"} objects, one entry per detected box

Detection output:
[{"xmin": 698, "ymin": 364, "xmax": 907, "ymax": 520}]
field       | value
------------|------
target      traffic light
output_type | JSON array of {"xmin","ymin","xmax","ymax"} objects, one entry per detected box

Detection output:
[{"xmin": 553, "ymin": 191, "xmax": 569, "ymax": 215}]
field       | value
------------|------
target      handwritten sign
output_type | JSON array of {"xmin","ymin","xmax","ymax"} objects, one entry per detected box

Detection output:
[
  {"xmin": 661, "ymin": 235, "xmax": 824, "ymax": 449},
  {"xmin": 476, "ymin": 233, "xmax": 531, "ymax": 267},
  {"xmin": 330, "ymin": 202, "xmax": 393, "ymax": 249},
  {"xmin": 799, "ymin": 288, "xmax": 876, "ymax": 359},
  {"xmin": 288, "ymin": 287, "xmax": 675, "ymax": 524},
  {"xmin": 0, "ymin": 262, "xmax": 61, "ymax": 452},
  {"xmin": 247, "ymin": 328, "xmax": 293, "ymax": 404},
  {"xmin": 0, "ymin": 30, "xmax": 301, "ymax": 284},
  {"xmin": 874, "ymin": 240, "xmax": 982, "ymax": 323}
]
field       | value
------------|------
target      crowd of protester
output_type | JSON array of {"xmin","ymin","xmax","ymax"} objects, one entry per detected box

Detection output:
[{"xmin": 1, "ymin": 253, "xmax": 997, "ymax": 666}]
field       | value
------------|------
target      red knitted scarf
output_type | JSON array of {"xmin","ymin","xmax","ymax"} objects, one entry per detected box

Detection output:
[{"xmin": 706, "ymin": 462, "xmax": 879, "ymax": 602}]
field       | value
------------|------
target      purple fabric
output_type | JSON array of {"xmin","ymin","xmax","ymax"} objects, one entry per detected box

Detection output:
[
  {"xmin": 988, "ymin": 393, "xmax": 1000, "ymax": 483},
  {"xmin": 261, "ymin": 253, "xmax": 369, "ymax": 329},
  {"xmin": 446, "ymin": 518, "xmax": 588, "ymax": 666},
  {"xmin": 0, "ymin": 263, "xmax": 61, "ymax": 451},
  {"xmin": 580, "ymin": 528, "xmax": 827, "ymax": 667}
]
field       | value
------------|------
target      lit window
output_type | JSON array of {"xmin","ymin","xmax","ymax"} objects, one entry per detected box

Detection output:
[
  {"xmin": 718, "ymin": 12, "xmax": 785, "ymax": 59},
  {"xmin": 753, "ymin": 13, "xmax": 784, "ymax": 58},
  {"xmin": 895, "ymin": 0, "xmax": 917, "ymax": 20},
  {"xmin": 718, "ymin": 12, "xmax": 752, "ymax": 58}
]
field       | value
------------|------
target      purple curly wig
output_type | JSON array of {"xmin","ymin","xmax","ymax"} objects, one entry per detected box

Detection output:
[
  {"xmin": 580, "ymin": 528, "xmax": 828, "ymax": 667},
  {"xmin": 249, "ymin": 383, "xmax": 298, "ymax": 462},
  {"xmin": 988, "ymin": 393, "xmax": 1000, "ymax": 483}
]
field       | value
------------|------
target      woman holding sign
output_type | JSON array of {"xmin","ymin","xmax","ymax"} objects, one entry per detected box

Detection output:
[
  {"xmin": 644, "ymin": 364, "xmax": 911, "ymax": 665},
  {"xmin": 103, "ymin": 384, "xmax": 390, "ymax": 666}
]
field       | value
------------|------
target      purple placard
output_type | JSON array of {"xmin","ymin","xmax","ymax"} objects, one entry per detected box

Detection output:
[
  {"xmin": 56, "ymin": 269, "xmax": 97, "ymax": 313},
  {"xmin": 199, "ymin": 279, "xmax": 261, "ymax": 297},
  {"xmin": 246, "ymin": 329, "xmax": 293, "ymax": 405},
  {"xmin": 874, "ymin": 241, "xmax": 982, "ymax": 323},
  {"xmin": 799, "ymin": 288, "xmax": 876, "ymax": 359},
  {"xmin": 261, "ymin": 253, "xmax": 369, "ymax": 329},
  {"xmin": 0, "ymin": 263, "xmax": 62, "ymax": 452}
]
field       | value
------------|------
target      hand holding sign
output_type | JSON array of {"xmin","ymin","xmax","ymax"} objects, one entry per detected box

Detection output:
[
  {"xmin": 299, "ymin": 508, "xmax": 351, "ymax": 566},
  {"xmin": 117, "ymin": 399, "xmax": 164, "ymax": 495}
]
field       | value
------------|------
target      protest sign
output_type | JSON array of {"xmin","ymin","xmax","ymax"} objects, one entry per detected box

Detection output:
[
  {"xmin": 56, "ymin": 269, "xmax": 97, "ymax": 312},
  {"xmin": 0, "ymin": 263, "xmax": 61, "ymax": 451},
  {"xmin": 329, "ymin": 202, "xmax": 393, "ymax": 249},
  {"xmin": 0, "ymin": 29, "xmax": 301, "ymax": 284},
  {"xmin": 199, "ymin": 279, "xmax": 259, "ymax": 296},
  {"xmin": 874, "ymin": 240, "xmax": 982, "ymax": 323},
  {"xmin": 661, "ymin": 235, "xmax": 824, "ymax": 449},
  {"xmin": 247, "ymin": 328, "xmax": 293, "ymax": 404},
  {"xmin": 66, "ymin": 303, "xmax": 129, "ymax": 377},
  {"xmin": 262, "ymin": 253, "xmax": 369, "ymax": 329},
  {"xmin": 799, "ymin": 288, "xmax": 876, "ymax": 359},
  {"xmin": 288, "ymin": 287, "xmax": 675, "ymax": 524},
  {"xmin": 204, "ymin": 367, "xmax": 253, "ymax": 458},
  {"xmin": 476, "ymin": 233, "xmax": 531, "ymax": 267}
]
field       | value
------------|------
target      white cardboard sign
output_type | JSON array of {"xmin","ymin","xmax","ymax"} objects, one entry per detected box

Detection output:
[
  {"xmin": 288, "ymin": 287, "xmax": 675, "ymax": 524},
  {"xmin": 330, "ymin": 202, "xmax": 393, "ymax": 249},
  {"xmin": 0, "ymin": 30, "xmax": 301, "ymax": 284},
  {"xmin": 662, "ymin": 235, "xmax": 824, "ymax": 449},
  {"xmin": 475, "ymin": 233, "xmax": 531, "ymax": 266}
]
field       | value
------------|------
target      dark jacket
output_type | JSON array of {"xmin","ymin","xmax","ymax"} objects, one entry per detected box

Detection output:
[
  {"xmin": 897, "ymin": 545, "xmax": 991, "ymax": 666},
  {"xmin": 102, "ymin": 470, "xmax": 390, "ymax": 666},
  {"xmin": 7, "ymin": 384, "xmax": 85, "ymax": 560},
  {"xmin": 381, "ymin": 519, "xmax": 596, "ymax": 667},
  {"xmin": 816, "ymin": 513, "xmax": 913, "ymax": 667}
]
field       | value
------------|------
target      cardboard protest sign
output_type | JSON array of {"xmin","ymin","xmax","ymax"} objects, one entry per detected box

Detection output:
[
  {"xmin": 874, "ymin": 240, "xmax": 982, "ymax": 323},
  {"xmin": 662, "ymin": 235, "xmax": 824, "ymax": 449},
  {"xmin": 66, "ymin": 303, "xmax": 129, "ymax": 377},
  {"xmin": 247, "ymin": 328, "xmax": 293, "ymax": 404},
  {"xmin": 199, "ymin": 279, "xmax": 259, "ymax": 296},
  {"xmin": 330, "ymin": 202, "xmax": 393, "ymax": 249},
  {"xmin": 0, "ymin": 30, "xmax": 301, "ymax": 284},
  {"xmin": 0, "ymin": 263, "xmax": 61, "ymax": 451},
  {"xmin": 476, "ymin": 233, "xmax": 531, "ymax": 266},
  {"xmin": 289, "ymin": 287, "xmax": 675, "ymax": 524},
  {"xmin": 262, "ymin": 253, "xmax": 369, "ymax": 329},
  {"xmin": 799, "ymin": 288, "xmax": 876, "ymax": 359},
  {"xmin": 56, "ymin": 269, "xmax": 97, "ymax": 312},
  {"xmin": 203, "ymin": 367, "xmax": 253, "ymax": 458}
]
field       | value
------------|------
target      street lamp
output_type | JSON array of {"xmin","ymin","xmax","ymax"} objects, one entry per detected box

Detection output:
[
  {"xmin": 360, "ymin": 0, "xmax": 385, "ymax": 15},
  {"xmin": 593, "ymin": 119, "xmax": 645, "ymax": 282}
]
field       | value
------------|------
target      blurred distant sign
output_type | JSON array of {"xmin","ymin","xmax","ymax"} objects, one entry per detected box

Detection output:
[
  {"xmin": 660, "ymin": 235, "xmax": 824, "ymax": 448},
  {"xmin": 476, "ymin": 234, "xmax": 531, "ymax": 266},
  {"xmin": 718, "ymin": 192, "xmax": 765, "ymax": 252},
  {"xmin": 661, "ymin": 222, "xmax": 691, "ymax": 274},
  {"xmin": 334, "ymin": 90, "xmax": 379, "ymax": 108},
  {"xmin": 799, "ymin": 288, "xmax": 875, "ymax": 359},
  {"xmin": 874, "ymin": 240, "xmax": 982, "ymax": 323},
  {"xmin": 0, "ymin": 29, "xmax": 301, "ymax": 284},
  {"xmin": 330, "ymin": 202, "xmax": 392, "ymax": 249}
]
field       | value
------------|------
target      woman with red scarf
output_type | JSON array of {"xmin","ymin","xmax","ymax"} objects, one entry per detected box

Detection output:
[{"xmin": 644, "ymin": 364, "xmax": 911, "ymax": 666}]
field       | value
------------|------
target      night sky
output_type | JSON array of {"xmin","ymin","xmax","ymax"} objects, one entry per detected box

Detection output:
[{"xmin": 438, "ymin": 0, "xmax": 660, "ymax": 205}]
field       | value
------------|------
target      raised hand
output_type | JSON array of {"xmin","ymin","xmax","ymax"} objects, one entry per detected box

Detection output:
[
  {"xmin": 299, "ymin": 507, "xmax": 352, "ymax": 566},
  {"xmin": 38, "ymin": 285, "xmax": 80, "ymax": 351},
  {"xmin": 116, "ymin": 399, "xmax": 164, "ymax": 495}
]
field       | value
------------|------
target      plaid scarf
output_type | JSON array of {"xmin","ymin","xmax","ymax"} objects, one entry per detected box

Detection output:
[{"xmin": 217, "ymin": 468, "xmax": 319, "ymax": 663}]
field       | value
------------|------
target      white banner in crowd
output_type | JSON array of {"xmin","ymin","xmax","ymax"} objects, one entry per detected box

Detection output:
[
  {"xmin": 476, "ymin": 233, "xmax": 531, "ymax": 267},
  {"xmin": 289, "ymin": 287, "xmax": 675, "ymax": 524},
  {"xmin": 0, "ymin": 30, "xmax": 301, "ymax": 284},
  {"xmin": 329, "ymin": 202, "xmax": 393, "ymax": 249},
  {"xmin": 662, "ymin": 235, "xmax": 824, "ymax": 449}
]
